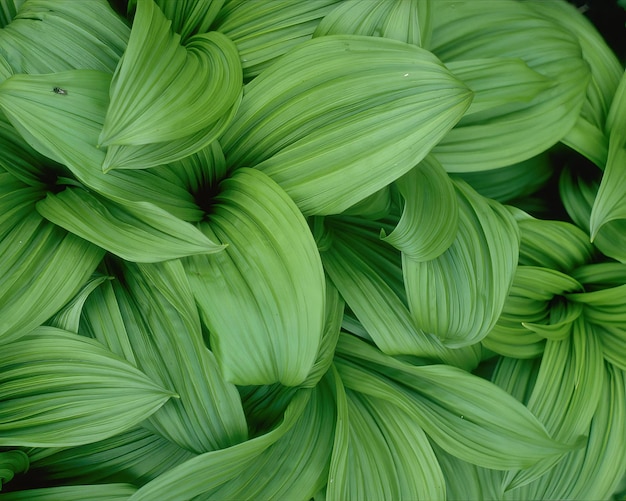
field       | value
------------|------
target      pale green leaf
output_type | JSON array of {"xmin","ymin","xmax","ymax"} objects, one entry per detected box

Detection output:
[
  {"xmin": 382, "ymin": 155, "xmax": 458, "ymax": 261},
  {"xmin": 327, "ymin": 365, "xmax": 446, "ymax": 501},
  {"xmin": 404, "ymin": 179, "xmax": 519, "ymax": 347},
  {"xmin": 0, "ymin": 212, "xmax": 104, "ymax": 345},
  {"xmin": 221, "ymin": 34, "xmax": 472, "ymax": 215},
  {"xmin": 81, "ymin": 259, "xmax": 248, "ymax": 454},
  {"xmin": 0, "ymin": 484, "xmax": 137, "ymax": 501},
  {"xmin": 335, "ymin": 334, "xmax": 571, "ymax": 470},
  {"xmin": 430, "ymin": 0, "xmax": 590, "ymax": 172},
  {"xmin": 314, "ymin": 0, "xmax": 432, "ymax": 48},
  {"xmin": 99, "ymin": 0, "xmax": 242, "ymax": 169},
  {"xmin": 214, "ymin": 0, "xmax": 342, "ymax": 79},
  {"xmin": 0, "ymin": 327, "xmax": 174, "ymax": 447},
  {"xmin": 0, "ymin": 0, "xmax": 129, "ymax": 74},
  {"xmin": 36, "ymin": 187, "xmax": 223, "ymax": 262},
  {"xmin": 185, "ymin": 168, "xmax": 326, "ymax": 386}
]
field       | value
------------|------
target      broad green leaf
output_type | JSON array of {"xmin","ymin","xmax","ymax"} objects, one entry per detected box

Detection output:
[
  {"xmin": 99, "ymin": 0, "xmax": 242, "ymax": 170},
  {"xmin": 0, "ymin": 327, "xmax": 174, "ymax": 447},
  {"xmin": 0, "ymin": 171, "xmax": 41, "ymax": 238},
  {"xmin": 430, "ymin": 0, "xmax": 590, "ymax": 172},
  {"xmin": 128, "ymin": 0, "xmax": 225, "ymax": 42},
  {"xmin": 0, "ymin": 450, "xmax": 28, "ymax": 490},
  {"xmin": 130, "ymin": 389, "xmax": 312, "ymax": 501},
  {"xmin": 81, "ymin": 259, "xmax": 248, "ymax": 453},
  {"xmin": 319, "ymin": 213, "xmax": 481, "ymax": 370},
  {"xmin": 0, "ymin": 484, "xmax": 138, "ymax": 501},
  {"xmin": 483, "ymin": 267, "xmax": 583, "ymax": 359},
  {"xmin": 0, "ymin": 212, "xmax": 104, "ymax": 345},
  {"xmin": 404, "ymin": 179, "xmax": 519, "ymax": 347},
  {"xmin": 185, "ymin": 168, "xmax": 326, "ymax": 386},
  {"xmin": 314, "ymin": 0, "xmax": 432, "ymax": 48},
  {"xmin": 382, "ymin": 155, "xmax": 458, "ymax": 261},
  {"xmin": 27, "ymin": 427, "xmax": 195, "ymax": 486},
  {"xmin": 214, "ymin": 0, "xmax": 342, "ymax": 79},
  {"xmin": 568, "ymin": 283, "xmax": 626, "ymax": 327},
  {"xmin": 221, "ymin": 34, "xmax": 472, "ymax": 215},
  {"xmin": 36, "ymin": 187, "xmax": 223, "ymax": 262},
  {"xmin": 327, "ymin": 365, "xmax": 445, "ymax": 501},
  {"xmin": 335, "ymin": 334, "xmax": 571, "ymax": 470},
  {"xmin": 446, "ymin": 57, "xmax": 551, "ymax": 117},
  {"xmin": 0, "ymin": 0, "xmax": 129, "ymax": 74}
]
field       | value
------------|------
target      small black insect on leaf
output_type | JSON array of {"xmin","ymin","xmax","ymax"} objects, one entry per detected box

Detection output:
[{"xmin": 53, "ymin": 87, "xmax": 67, "ymax": 95}]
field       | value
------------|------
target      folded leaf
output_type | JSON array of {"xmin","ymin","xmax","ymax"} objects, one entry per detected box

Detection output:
[
  {"xmin": 81, "ymin": 259, "xmax": 248, "ymax": 453},
  {"xmin": 0, "ymin": 450, "xmax": 29, "ymax": 491},
  {"xmin": 404, "ymin": 179, "xmax": 519, "ymax": 347},
  {"xmin": 185, "ymin": 168, "xmax": 326, "ymax": 386},
  {"xmin": 221, "ymin": 34, "xmax": 472, "ymax": 215},
  {"xmin": 0, "ymin": 211, "xmax": 104, "ymax": 344},
  {"xmin": 0, "ymin": 327, "xmax": 174, "ymax": 447},
  {"xmin": 328, "ymin": 365, "xmax": 445, "ymax": 501},
  {"xmin": 36, "ymin": 187, "xmax": 223, "ymax": 262},
  {"xmin": 99, "ymin": 0, "xmax": 242, "ymax": 170},
  {"xmin": 314, "ymin": 0, "xmax": 433, "ymax": 48},
  {"xmin": 382, "ymin": 155, "xmax": 458, "ymax": 261},
  {"xmin": 319, "ymin": 213, "xmax": 482, "ymax": 369},
  {"xmin": 130, "ymin": 389, "xmax": 312, "ymax": 501},
  {"xmin": 127, "ymin": 0, "xmax": 225, "ymax": 42}
]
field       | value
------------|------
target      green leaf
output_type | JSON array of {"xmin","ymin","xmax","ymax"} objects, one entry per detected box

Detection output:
[
  {"xmin": 0, "ymin": 0, "xmax": 129, "ymax": 74},
  {"xmin": 319, "ymin": 213, "xmax": 482, "ymax": 370},
  {"xmin": 381, "ymin": 155, "xmax": 458, "ymax": 261},
  {"xmin": 213, "ymin": 0, "xmax": 342, "ymax": 79},
  {"xmin": 128, "ymin": 0, "xmax": 225, "ymax": 42},
  {"xmin": 484, "ymin": 266, "xmax": 583, "ymax": 359},
  {"xmin": 0, "ymin": 327, "xmax": 174, "ymax": 447},
  {"xmin": 0, "ymin": 211, "xmax": 104, "ymax": 345},
  {"xmin": 327, "ymin": 365, "xmax": 446, "ymax": 501},
  {"xmin": 335, "ymin": 334, "xmax": 571, "ymax": 470},
  {"xmin": 404, "ymin": 179, "xmax": 519, "ymax": 347},
  {"xmin": 0, "ymin": 484, "xmax": 138, "ymax": 501},
  {"xmin": 0, "ymin": 450, "xmax": 29, "ymax": 490},
  {"xmin": 0, "ymin": 75, "xmax": 205, "ymax": 221},
  {"xmin": 430, "ymin": 0, "xmax": 590, "ymax": 172},
  {"xmin": 314, "ymin": 0, "xmax": 433, "ymax": 48},
  {"xmin": 589, "ymin": 71, "xmax": 626, "ymax": 261},
  {"xmin": 81, "ymin": 259, "xmax": 248, "ymax": 453},
  {"xmin": 185, "ymin": 168, "xmax": 326, "ymax": 386},
  {"xmin": 36, "ymin": 187, "xmax": 223, "ymax": 262},
  {"xmin": 99, "ymin": 0, "xmax": 242, "ymax": 170},
  {"xmin": 27, "ymin": 427, "xmax": 195, "ymax": 486},
  {"xmin": 221, "ymin": 34, "xmax": 472, "ymax": 215},
  {"xmin": 130, "ymin": 389, "xmax": 313, "ymax": 501}
]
